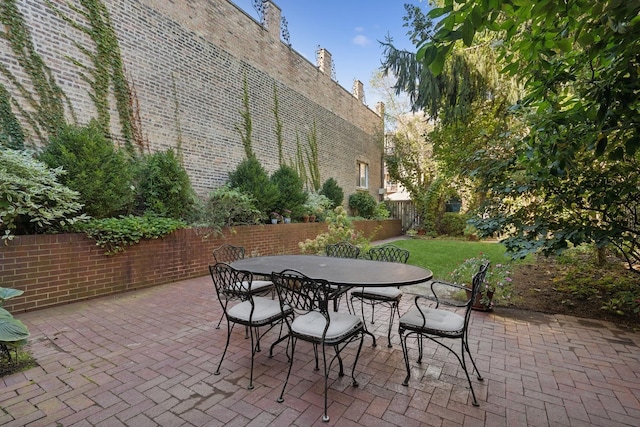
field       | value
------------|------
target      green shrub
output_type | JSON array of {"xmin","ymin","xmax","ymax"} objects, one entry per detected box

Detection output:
[
  {"xmin": 438, "ymin": 212, "xmax": 468, "ymax": 236},
  {"xmin": 0, "ymin": 148, "xmax": 87, "ymax": 241},
  {"xmin": 319, "ymin": 177, "xmax": 344, "ymax": 208},
  {"xmin": 134, "ymin": 149, "xmax": 197, "ymax": 220},
  {"xmin": 299, "ymin": 206, "xmax": 374, "ymax": 254},
  {"xmin": 73, "ymin": 213, "xmax": 186, "ymax": 255},
  {"xmin": 373, "ymin": 202, "xmax": 390, "ymax": 219},
  {"xmin": 348, "ymin": 191, "xmax": 377, "ymax": 218},
  {"xmin": 303, "ymin": 192, "xmax": 332, "ymax": 221},
  {"xmin": 38, "ymin": 121, "xmax": 135, "ymax": 218},
  {"xmin": 270, "ymin": 164, "xmax": 307, "ymax": 218},
  {"xmin": 228, "ymin": 156, "xmax": 279, "ymax": 220},
  {"xmin": 198, "ymin": 185, "xmax": 262, "ymax": 235}
]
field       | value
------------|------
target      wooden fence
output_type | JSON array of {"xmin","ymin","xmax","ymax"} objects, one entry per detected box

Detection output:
[{"xmin": 385, "ymin": 200, "xmax": 419, "ymax": 232}]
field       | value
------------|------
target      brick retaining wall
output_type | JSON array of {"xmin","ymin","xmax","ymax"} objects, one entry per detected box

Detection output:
[{"xmin": 0, "ymin": 220, "xmax": 401, "ymax": 313}]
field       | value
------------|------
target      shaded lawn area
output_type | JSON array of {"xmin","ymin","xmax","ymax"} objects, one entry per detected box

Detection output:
[{"xmin": 388, "ymin": 238, "xmax": 518, "ymax": 280}]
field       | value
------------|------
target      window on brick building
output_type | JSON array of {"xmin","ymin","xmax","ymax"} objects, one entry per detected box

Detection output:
[{"xmin": 357, "ymin": 162, "xmax": 369, "ymax": 189}]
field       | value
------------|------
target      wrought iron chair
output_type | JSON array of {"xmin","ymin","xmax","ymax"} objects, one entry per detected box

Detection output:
[
  {"xmin": 398, "ymin": 262, "xmax": 489, "ymax": 406},
  {"xmin": 325, "ymin": 241, "xmax": 361, "ymax": 311},
  {"xmin": 271, "ymin": 269, "xmax": 365, "ymax": 423},
  {"xmin": 212, "ymin": 244, "xmax": 274, "ymax": 329},
  {"xmin": 325, "ymin": 241, "xmax": 361, "ymax": 259},
  {"xmin": 349, "ymin": 244, "xmax": 410, "ymax": 347},
  {"xmin": 209, "ymin": 262, "xmax": 291, "ymax": 390}
]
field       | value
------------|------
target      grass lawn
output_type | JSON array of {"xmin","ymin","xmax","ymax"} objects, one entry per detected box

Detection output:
[{"xmin": 385, "ymin": 238, "xmax": 518, "ymax": 280}]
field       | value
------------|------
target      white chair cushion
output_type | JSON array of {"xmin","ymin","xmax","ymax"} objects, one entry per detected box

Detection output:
[
  {"xmin": 352, "ymin": 286, "xmax": 402, "ymax": 299},
  {"xmin": 399, "ymin": 307, "xmax": 464, "ymax": 333},
  {"xmin": 292, "ymin": 311, "xmax": 362, "ymax": 340},
  {"xmin": 227, "ymin": 296, "xmax": 284, "ymax": 323},
  {"xmin": 239, "ymin": 280, "xmax": 273, "ymax": 293}
]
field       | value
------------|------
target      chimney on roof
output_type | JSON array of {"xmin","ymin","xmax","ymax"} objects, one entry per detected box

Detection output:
[
  {"xmin": 353, "ymin": 80, "xmax": 365, "ymax": 104},
  {"xmin": 264, "ymin": 1, "xmax": 281, "ymax": 39},
  {"xmin": 317, "ymin": 48, "xmax": 332, "ymax": 75}
]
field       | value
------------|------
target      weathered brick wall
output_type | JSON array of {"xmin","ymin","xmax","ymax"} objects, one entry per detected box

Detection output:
[
  {"xmin": 0, "ymin": 220, "xmax": 401, "ymax": 313},
  {"xmin": 2, "ymin": 0, "xmax": 384, "ymax": 200}
]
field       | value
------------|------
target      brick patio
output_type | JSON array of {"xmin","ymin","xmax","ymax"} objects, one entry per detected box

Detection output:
[{"xmin": 2, "ymin": 274, "xmax": 640, "ymax": 426}]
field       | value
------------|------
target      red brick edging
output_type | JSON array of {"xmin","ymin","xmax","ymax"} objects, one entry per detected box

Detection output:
[{"xmin": 0, "ymin": 220, "xmax": 401, "ymax": 313}]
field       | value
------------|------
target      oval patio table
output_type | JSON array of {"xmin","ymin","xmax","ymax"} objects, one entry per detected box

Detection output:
[
  {"xmin": 230, "ymin": 254, "xmax": 433, "ymax": 288},
  {"xmin": 231, "ymin": 254, "xmax": 433, "ymax": 348},
  {"xmin": 230, "ymin": 256, "xmax": 432, "ymax": 419}
]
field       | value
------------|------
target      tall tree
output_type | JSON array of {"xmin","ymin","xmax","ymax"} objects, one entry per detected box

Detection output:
[
  {"xmin": 414, "ymin": 0, "xmax": 640, "ymax": 268},
  {"xmin": 380, "ymin": 4, "xmax": 522, "ymax": 230}
]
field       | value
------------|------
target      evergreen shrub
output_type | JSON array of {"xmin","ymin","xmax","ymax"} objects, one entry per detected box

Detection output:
[
  {"xmin": 270, "ymin": 164, "xmax": 307, "ymax": 218},
  {"xmin": 135, "ymin": 149, "xmax": 197, "ymax": 220},
  {"xmin": 38, "ymin": 121, "xmax": 134, "ymax": 218},
  {"xmin": 438, "ymin": 212, "xmax": 468, "ymax": 236},
  {"xmin": 200, "ymin": 185, "xmax": 262, "ymax": 235},
  {"xmin": 319, "ymin": 177, "xmax": 344, "ymax": 208},
  {"xmin": 228, "ymin": 156, "xmax": 279, "ymax": 220},
  {"xmin": 348, "ymin": 191, "xmax": 377, "ymax": 218}
]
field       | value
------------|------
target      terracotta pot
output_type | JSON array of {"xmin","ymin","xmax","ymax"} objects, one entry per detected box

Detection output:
[
  {"xmin": 309, "ymin": 215, "xmax": 316, "ymax": 222},
  {"xmin": 466, "ymin": 289, "xmax": 494, "ymax": 311},
  {"xmin": 302, "ymin": 215, "xmax": 310, "ymax": 223}
]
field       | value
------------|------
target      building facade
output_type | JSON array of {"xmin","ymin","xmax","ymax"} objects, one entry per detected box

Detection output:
[{"xmin": 0, "ymin": 0, "xmax": 384, "ymax": 201}]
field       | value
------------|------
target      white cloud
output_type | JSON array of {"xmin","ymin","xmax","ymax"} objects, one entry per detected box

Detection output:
[
  {"xmin": 355, "ymin": 26, "xmax": 365, "ymax": 33},
  {"xmin": 352, "ymin": 34, "xmax": 370, "ymax": 46}
]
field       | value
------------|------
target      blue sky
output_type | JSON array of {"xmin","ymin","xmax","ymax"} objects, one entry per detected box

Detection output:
[{"xmin": 231, "ymin": 0, "xmax": 426, "ymax": 107}]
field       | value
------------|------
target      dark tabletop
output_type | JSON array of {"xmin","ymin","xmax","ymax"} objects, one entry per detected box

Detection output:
[{"xmin": 230, "ymin": 255, "xmax": 433, "ymax": 287}]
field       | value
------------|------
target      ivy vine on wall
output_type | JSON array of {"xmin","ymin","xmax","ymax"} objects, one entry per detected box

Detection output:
[
  {"xmin": 0, "ymin": 0, "xmax": 71, "ymax": 145},
  {"xmin": 46, "ymin": 0, "xmax": 138, "ymax": 155}
]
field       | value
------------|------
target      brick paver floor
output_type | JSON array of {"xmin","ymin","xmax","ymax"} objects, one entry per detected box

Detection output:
[{"xmin": 2, "ymin": 274, "xmax": 640, "ymax": 426}]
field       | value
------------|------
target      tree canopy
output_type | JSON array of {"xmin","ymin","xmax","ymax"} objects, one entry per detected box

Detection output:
[{"xmin": 385, "ymin": 1, "xmax": 640, "ymax": 269}]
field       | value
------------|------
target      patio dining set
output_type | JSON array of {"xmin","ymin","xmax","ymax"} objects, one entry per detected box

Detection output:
[{"xmin": 209, "ymin": 242, "xmax": 489, "ymax": 423}]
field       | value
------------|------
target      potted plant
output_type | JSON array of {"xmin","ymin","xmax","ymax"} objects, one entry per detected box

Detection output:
[
  {"xmin": 450, "ymin": 254, "xmax": 512, "ymax": 311},
  {"xmin": 283, "ymin": 209, "xmax": 292, "ymax": 223},
  {"xmin": 270, "ymin": 211, "xmax": 281, "ymax": 224}
]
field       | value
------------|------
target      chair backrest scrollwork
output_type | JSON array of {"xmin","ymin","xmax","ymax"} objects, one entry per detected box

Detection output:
[
  {"xmin": 325, "ymin": 241, "xmax": 360, "ymax": 259},
  {"xmin": 212, "ymin": 244, "xmax": 245, "ymax": 264},
  {"xmin": 368, "ymin": 244, "xmax": 410, "ymax": 264}
]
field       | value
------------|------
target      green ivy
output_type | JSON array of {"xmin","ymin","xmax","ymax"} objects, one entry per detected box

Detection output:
[
  {"xmin": 74, "ymin": 214, "xmax": 187, "ymax": 255},
  {"xmin": 0, "ymin": 85, "xmax": 24, "ymax": 149},
  {"xmin": 272, "ymin": 84, "xmax": 284, "ymax": 165},
  {"xmin": 47, "ymin": 0, "xmax": 136, "ymax": 154},
  {"xmin": 305, "ymin": 121, "xmax": 321, "ymax": 191},
  {"xmin": 235, "ymin": 75, "xmax": 254, "ymax": 158},
  {"xmin": 0, "ymin": 0, "xmax": 70, "ymax": 142}
]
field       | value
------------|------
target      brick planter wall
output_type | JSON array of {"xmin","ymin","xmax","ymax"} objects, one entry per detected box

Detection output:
[{"xmin": 0, "ymin": 220, "xmax": 401, "ymax": 313}]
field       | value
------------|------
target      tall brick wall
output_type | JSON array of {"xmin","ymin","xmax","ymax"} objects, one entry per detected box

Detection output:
[
  {"xmin": 0, "ymin": 220, "xmax": 402, "ymax": 313},
  {"xmin": 1, "ymin": 0, "xmax": 384, "ymax": 200}
]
